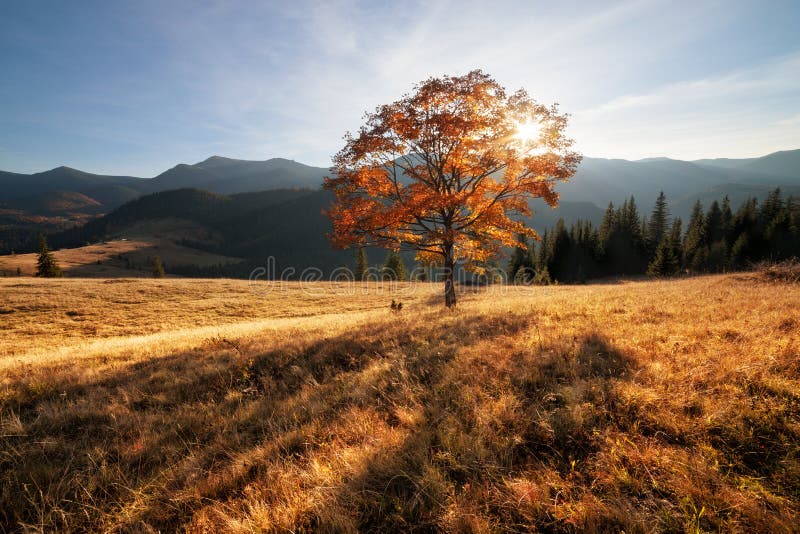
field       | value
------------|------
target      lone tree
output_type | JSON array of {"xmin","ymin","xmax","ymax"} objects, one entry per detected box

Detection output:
[
  {"xmin": 35, "ymin": 234, "xmax": 62, "ymax": 278},
  {"xmin": 151, "ymin": 256, "xmax": 165, "ymax": 278},
  {"xmin": 325, "ymin": 70, "xmax": 580, "ymax": 306}
]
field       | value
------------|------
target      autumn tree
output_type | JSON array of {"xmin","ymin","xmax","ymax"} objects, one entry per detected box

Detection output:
[{"xmin": 324, "ymin": 70, "xmax": 580, "ymax": 306}]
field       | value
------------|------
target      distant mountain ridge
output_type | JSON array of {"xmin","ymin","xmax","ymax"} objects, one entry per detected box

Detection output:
[
  {"xmin": 1, "ymin": 149, "xmax": 799, "ymax": 257},
  {"xmin": 561, "ymin": 149, "xmax": 800, "ymax": 219},
  {"xmin": 2, "ymin": 149, "xmax": 798, "ymax": 214},
  {"xmin": 0, "ymin": 157, "xmax": 330, "ymax": 210},
  {"xmin": 149, "ymin": 156, "xmax": 328, "ymax": 194}
]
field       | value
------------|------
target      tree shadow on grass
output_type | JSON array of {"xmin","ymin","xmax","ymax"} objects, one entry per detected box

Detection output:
[
  {"xmin": 3, "ymin": 310, "xmax": 796, "ymax": 533},
  {"xmin": 329, "ymin": 332, "xmax": 639, "ymax": 533},
  {"xmin": 0, "ymin": 310, "xmax": 529, "ymax": 532}
]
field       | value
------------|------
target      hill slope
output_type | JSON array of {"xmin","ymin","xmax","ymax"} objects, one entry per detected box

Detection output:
[
  {"xmin": 40, "ymin": 187, "xmax": 603, "ymax": 275},
  {"xmin": 145, "ymin": 157, "xmax": 328, "ymax": 194},
  {"xmin": 0, "ymin": 158, "xmax": 330, "ymax": 218}
]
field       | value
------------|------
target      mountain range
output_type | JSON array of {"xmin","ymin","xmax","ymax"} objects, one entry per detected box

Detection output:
[
  {"xmin": 1, "ymin": 149, "xmax": 798, "ymax": 272},
  {"xmin": 3, "ymin": 150, "xmax": 798, "ymax": 216}
]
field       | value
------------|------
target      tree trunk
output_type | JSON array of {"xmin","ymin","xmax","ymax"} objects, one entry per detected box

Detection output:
[{"xmin": 444, "ymin": 243, "xmax": 456, "ymax": 308}]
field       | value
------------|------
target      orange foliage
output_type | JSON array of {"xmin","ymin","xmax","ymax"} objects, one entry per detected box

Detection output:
[{"xmin": 325, "ymin": 70, "xmax": 581, "ymax": 305}]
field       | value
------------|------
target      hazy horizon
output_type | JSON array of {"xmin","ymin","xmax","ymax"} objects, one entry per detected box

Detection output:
[
  {"xmin": 2, "ymin": 0, "xmax": 799, "ymax": 176},
  {"xmin": 4, "ymin": 147, "xmax": 800, "ymax": 179}
]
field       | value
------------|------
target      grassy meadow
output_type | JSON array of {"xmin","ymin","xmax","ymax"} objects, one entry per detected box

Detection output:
[
  {"xmin": 1, "ymin": 274, "xmax": 798, "ymax": 532},
  {"xmin": 0, "ymin": 239, "xmax": 241, "ymax": 278}
]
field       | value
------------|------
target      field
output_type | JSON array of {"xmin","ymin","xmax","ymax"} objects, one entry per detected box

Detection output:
[
  {"xmin": 1, "ymin": 274, "xmax": 798, "ymax": 532},
  {"xmin": 0, "ymin": 239, "xmax": 241, "ymax": 278}
]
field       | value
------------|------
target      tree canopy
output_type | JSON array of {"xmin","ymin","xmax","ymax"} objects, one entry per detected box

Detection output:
[{"xmin": 325, "ymin": 70, "xmax": 580, "ymax": 306}]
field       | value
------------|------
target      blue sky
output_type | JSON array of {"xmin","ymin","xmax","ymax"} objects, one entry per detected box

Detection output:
[{"xmin": 1, "ymin": 0, "xmax": 798, "ymax": 176}]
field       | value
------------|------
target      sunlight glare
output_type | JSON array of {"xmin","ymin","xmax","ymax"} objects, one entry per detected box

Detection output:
[{"xmin": 514, "ymin": 120, "xmax": 542, "ymax": 144}]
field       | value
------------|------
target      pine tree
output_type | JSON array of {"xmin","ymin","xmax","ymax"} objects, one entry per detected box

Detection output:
[
  {"xmin": 704, "ymin": 200, "xmax": 726, "ymax": 271},
  {"xmin": 705, "ymin": 200, "xmax": 724, "ymax": 244},
  {"xmin": 641, "ymin": 215, "xmax": 649, "ymax": 253},
  {"xmin": 683, "ymin": 200, "xmax": 707, "ymax": 272},
  {"xmin": 761, "ymin": 188, "xmax": 783, "ymax": 224},
  {"xmin": 354, "ymin": 248, "xmax": 368, "ymax": 281},
  {"xmin": 647, "ymin": 237, "xmax": 679, "ymax": 276},
  {"xmin": 730, "ymin": 234, "xmax": 750, "ymax": 268},
  {"xmin": 647, "ymin": 191, "xmax": 669, "ymax": 257},
  {"xmin": 787, "ymin": 196, "xmax": 800, "ymax": 258},
  {"xmin": 35, "ymin": 234, "xmax": 62, "ymax": 278},
  {"xmin": 547, "ymin": 219, "xmax": 572, "ymax": 282},
  {"xmin": 152, "ymin": 256, "xmax": 165, "ymax": 278},
  {"xmin": 533, "ymin": 266, "xmax": 552, "ymax": 285},
  {"xmin": 670, "ymin": 217, "xmax": 683, "ymax": 264},
  {"xmin": 626, "ymin": 196, "xmax": 645, "ymax": 251},
  {"xmin": 599, "ymin": 202, "xmax": 616, "ymax": 247},
  {"xmin": 508, "ymin": 234, "xmax": 535, "ymax": 283},
  {"xmin": 647, "ymin": 216, "xmax": 682, "ymax": 277},
  {"xmin": 536, "ymin": 229, "xmax": 549, "ymax": 271},
  {"xmin": 720, "ymin": 196, "xmax": 733, "ymax": 243},
  {"xmin": 382, "ymin": 251, "xmax": 406, "ymax": 281}
]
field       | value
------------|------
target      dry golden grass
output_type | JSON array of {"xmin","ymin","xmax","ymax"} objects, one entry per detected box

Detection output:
[
  {"xmin": 1, "ymin": 275, "xmax": 798, "ymax": 532},
  {"xmin": 0, "ymin": 239, "xmax": 241, "ymax": 277}
]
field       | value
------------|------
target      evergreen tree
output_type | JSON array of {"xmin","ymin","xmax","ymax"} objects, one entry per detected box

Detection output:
[
  {"xmin": 720, "ymin": 196, "xmax": 733, "ymax": 243},
  {"xmin": 382, "ymin": 251, "xmax": 406, "ymax": 281},
  {"xmin": 533, "ymin": 266, "xmax": 552, "ymax": 285},
  {"xmin": 761, "ymin": 188, "xmax": 784, "ymax": 224},
  {"xmin": 641, "ymin": 215, "xmax": 649, "ymax": 253},
  {"xmin": 547, "ymin": 219, "xmax": 572, "ymax": 282},
  {"xmin": 152, "ymin": 256, "xmax": 165, "ymax": 278},
  {"xmin": 536, "ymin": 229, "xmax": 549, "ymax": 271},
  {"xmin": 647, "ymin": 191, "xmax": 669, "ymax": 257},
  {"xmin": 707, "ymin": 240, "xmax": 728, "ymax": 273},
  {"xmin": 683, "ymin": 200, "xmax": 707, "ymax": 272},
  {"xmin": 599, "ymin": 197, "xmax": 647, "ymax": 275},
  {"xmin": 599, "ymin": 202, "xmax": 616, "ymax": 246},
  {"xmin": 728, "ymin": 198, "xmax": 759, "ymax": 265},
  {"xmin": 787, "ymin": 196, "xmax": 800, "ymax": 259},
  {"xmin": 568, "ymin": 220, "xmax": 601, "ymax": 282},
  {"xmin": 670, "ymin": 217, "xmax": 683, "ymax": 264},
  {"xmin": 705, "ymin": 200, "xmax": 724, "ymax": 244},
  {"xmin": 647, "ymin": 237, "xmax": 679, "ymax": 276},
  {"xmin": 730, "ymin": 234, "xmax": 750, "ymax": 268},
  {"xmin": 704, "ymin": 200, "xmax": 726, "ymax": 271},
  {"xmin": 35, "ymin": 234, "xmax": 62, "ymax": 278},
  {"xmin": 533, "ymin": 188, "xmax": 800, "ymax": 283},
  {"xmin": 647, "ymin": 216, "xmax": 682, "ymax": 277},
  {"xmin": 508, "ymin": 234, "xmax": 535, "ymax": 283},
  {"xmin": 354, "ymin": 248, "xmax": 368, "ymax": 281}
]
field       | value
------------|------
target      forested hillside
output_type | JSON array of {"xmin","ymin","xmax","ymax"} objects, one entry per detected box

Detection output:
[{"xmin": 510, "ymin": 188, "xmax": 800, "ymax": 283}]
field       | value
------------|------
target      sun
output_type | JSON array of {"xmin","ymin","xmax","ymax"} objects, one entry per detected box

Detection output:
[{"xmin": 513, "ymin": 119, "xmax": 541, "ymax": 144}]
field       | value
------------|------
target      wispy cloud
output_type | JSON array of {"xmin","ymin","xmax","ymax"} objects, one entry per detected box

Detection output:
[
  {"xmin": 1, "ymin": 0, "xmax": 798, "ymax": 175},
  {"xmin": 573, "ymin": 52, "xmax": 800, "ymax": 159}
]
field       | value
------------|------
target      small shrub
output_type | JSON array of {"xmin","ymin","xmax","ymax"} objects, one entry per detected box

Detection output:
[{"xmin": 756, "ymin": 259, "xmax": 800, "ymax": 283}]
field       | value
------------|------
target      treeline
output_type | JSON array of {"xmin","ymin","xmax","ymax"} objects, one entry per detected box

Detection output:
[{"xmin": 508, "ymin": 189, "xmax": 800, "ymax": 283}]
